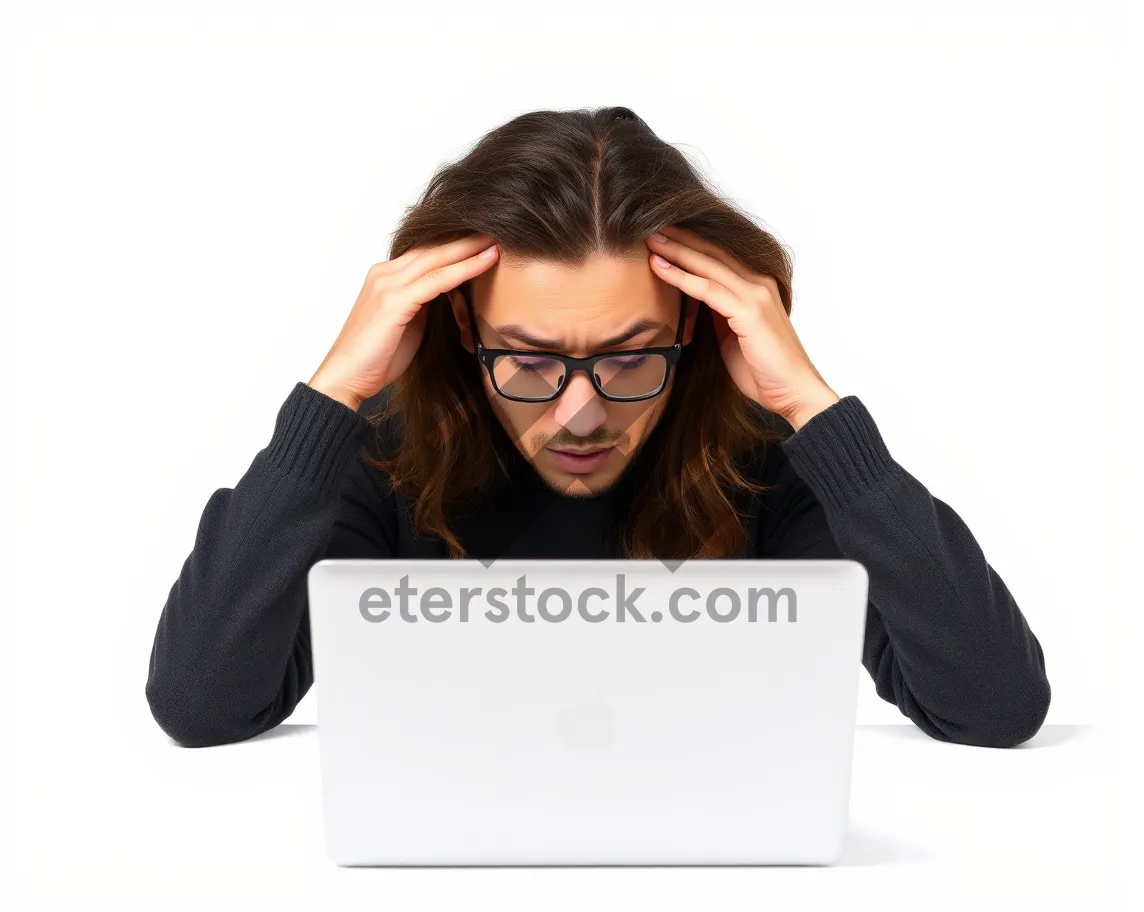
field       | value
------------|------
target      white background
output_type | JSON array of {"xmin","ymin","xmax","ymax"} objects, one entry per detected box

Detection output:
[{"xmin": 1, "ymin": 0, "xmax": 1137, "ymax": 905}]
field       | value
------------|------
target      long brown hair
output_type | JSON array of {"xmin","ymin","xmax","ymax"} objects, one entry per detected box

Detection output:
[{"xmin": 364, "ymin": 105, "xmax": 794, "ymax": 559}]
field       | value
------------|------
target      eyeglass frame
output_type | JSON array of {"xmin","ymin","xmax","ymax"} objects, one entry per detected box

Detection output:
[{"xmin": 464, "ymin": 294, "xmax": 689, "ymax": 403}]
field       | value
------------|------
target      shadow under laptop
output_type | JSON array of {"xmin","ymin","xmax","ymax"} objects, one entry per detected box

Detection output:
[
  {"xmin": 331, "ymin": 836, "xmax": 927, "ymax": 869},
  {"xmin": 835, "ymin": 827, "xmax": 930, "ymax": 866}
]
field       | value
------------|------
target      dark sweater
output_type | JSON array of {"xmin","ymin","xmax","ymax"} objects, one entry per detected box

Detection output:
[{"xmin": 145, "ymin": 381, "xmax": 1050, "ymax": 749}]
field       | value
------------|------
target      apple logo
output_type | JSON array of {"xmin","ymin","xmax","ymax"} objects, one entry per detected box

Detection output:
[{"xmin": 556, "ymin": 702, "xmax": 615, "ymax": 751}]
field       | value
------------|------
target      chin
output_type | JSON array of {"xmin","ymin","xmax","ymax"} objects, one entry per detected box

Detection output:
[{"xmin": 538, "ymin": 464, "xmax": 624, "ymax": 498}]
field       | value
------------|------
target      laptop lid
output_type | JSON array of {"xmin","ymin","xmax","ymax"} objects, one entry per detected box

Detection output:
[{"xmin": 307, "ymin": 558, "xmax": 868, "ymax": 865}]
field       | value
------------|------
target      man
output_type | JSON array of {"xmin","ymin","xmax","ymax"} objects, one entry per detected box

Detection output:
[{"xmin": 145, "ymin": 226, "xmax": 1050, "ymax": 750}]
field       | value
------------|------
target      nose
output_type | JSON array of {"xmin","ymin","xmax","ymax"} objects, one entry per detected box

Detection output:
[{"xmin": 552, "ymin": 371, "xmax": 607, "ymax": 436}]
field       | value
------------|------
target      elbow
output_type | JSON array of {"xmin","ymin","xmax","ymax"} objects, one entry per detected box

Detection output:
[
  {"xmin": 928, "ymin": 672, "xmax": 1052, "ymax": 749},
  {"xmin": 968, "ymin": 643, "xmax": 1053, "ymax": 748},
  {"xmin": 984, "ymin": 673, "xmax": 1052, "ymax": 748},
  {"xmin": 145, "ymin": 672, "xmax": 261, "ymax": 749},
  {"xmin": 879, "ymin": 624, "xmax": 1053, "ymax": 749}
]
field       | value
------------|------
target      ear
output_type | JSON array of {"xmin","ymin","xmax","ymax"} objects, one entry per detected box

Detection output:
[{"xmin": 447, "ymin": 288, "xmax": 475, "ymax": 354}]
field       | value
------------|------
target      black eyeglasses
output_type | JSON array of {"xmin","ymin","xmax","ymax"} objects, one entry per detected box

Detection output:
[{"xmin": 465, "ymin": 296, "xmax": 687, "ymax": 403}]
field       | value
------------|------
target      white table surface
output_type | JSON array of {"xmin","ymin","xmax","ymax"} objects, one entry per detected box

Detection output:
[{"xmin": 6, "ymin": 722, "xmax": 1124, "ymax": 907}]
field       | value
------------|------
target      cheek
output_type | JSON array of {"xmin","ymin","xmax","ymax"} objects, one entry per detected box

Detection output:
[
  {"xmin": 495, "ymin": 400, "xmax": 554, "ymax": 452},
  {"xmin": 607, "ymin": 399, "xmax": 665, "ymax": 448}
]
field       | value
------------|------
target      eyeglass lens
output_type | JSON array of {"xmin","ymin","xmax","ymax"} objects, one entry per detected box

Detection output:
[{"xmin": 491, "ymin": 352, "xmax": 669, "ymax": 401}]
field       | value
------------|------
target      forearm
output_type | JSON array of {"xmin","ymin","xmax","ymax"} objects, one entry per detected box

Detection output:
[
  {"xmin": 145, "ymin": 382, "xmax": 371, "ymax": 747},
  {"xmin": 779, "ymin": 396, "xmax": 1051, "ymax": 747}
]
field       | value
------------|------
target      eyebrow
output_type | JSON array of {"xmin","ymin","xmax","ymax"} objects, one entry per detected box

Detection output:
[{"xmin": 492, "ymin": 317, "xmax": 667, "ymax": 350}]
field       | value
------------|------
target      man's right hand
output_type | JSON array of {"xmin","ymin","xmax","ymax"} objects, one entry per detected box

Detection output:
[{"xmin": 309, "ymin": 233, "xmax": 500, "ymax": 410}]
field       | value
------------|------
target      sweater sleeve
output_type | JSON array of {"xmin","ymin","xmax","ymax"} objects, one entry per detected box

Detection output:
[
  {"xmin": 145, "ymin": 381, "xmax": 396, "ymax": 748},
  {"xmin": 757, "ymin": 395, "xmax": 1050, "ymax": 748}
]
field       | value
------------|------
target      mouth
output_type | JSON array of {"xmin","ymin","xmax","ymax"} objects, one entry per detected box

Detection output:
[{"xmin": 547, "ymin": 445, "xmax": 614, "ymax": 474}]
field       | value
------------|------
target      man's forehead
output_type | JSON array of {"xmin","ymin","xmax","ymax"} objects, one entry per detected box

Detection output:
[{"xmin": 469, "ymin": 250, "xmax": 680, "ymax": 346}]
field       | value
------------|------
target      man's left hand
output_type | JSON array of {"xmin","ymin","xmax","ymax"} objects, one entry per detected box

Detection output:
[{"xmin": 646, "ymin": 224, "xmax": 840, "ymax": 431}]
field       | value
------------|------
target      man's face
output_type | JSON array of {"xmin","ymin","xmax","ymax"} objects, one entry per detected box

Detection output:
[{"xmin": 449, "ymin": 248, "xmax": 695, "ymax": 498}]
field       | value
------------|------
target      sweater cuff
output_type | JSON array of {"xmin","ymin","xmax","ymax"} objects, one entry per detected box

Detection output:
[
  {"xmin": 263, "ymin": 381, "xmax": 371, "ymax": 493},
  {"xmin": 780, "ymin": 395, "xmax": 902, "ymax": 513}
]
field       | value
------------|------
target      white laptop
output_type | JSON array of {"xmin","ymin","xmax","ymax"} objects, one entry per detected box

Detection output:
[{"xmin": 306, "ymin": 558, "xmax": 868, "ymax": 866}]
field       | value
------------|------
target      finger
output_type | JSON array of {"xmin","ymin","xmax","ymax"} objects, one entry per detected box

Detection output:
[
  {"xmin": 657, "ymin": 225, "xmax": 787, "ymax": 318},
  {"xmin": 647, "ymin": 229, "xmax": 752, "ymax": 297},
  {"xmin": 655, "ymin": 224, "xmax": 755, "ymax": 284},
  {"xmin": 402, "ymin": 243, "xmax": 499, "ymax": 307},
  {"xmin": 395, "ymin": 233, "xmax": 497, "ymax": 278},
  {"xmin": 648, "ymin": 253, "xmax": 754, "ymax": 326}
]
